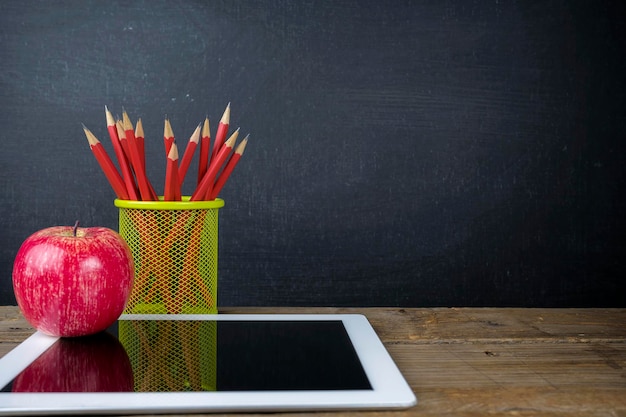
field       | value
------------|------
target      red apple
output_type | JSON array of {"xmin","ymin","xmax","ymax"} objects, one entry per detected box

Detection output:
[
  {"xmin": 11, "ymin": 331, "xmax": 134, "ymax": 392},
  {"xmin": 12, "ymin": 222, "xmax": 134, "ymax": 337}
]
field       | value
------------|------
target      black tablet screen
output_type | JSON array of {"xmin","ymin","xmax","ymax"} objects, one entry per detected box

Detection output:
[{"xmin": 2, "ymin": 320, "xmax": 372, "ymax": 392}]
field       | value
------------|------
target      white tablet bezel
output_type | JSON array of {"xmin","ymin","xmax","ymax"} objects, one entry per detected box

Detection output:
[{"xmin": 0, "ymin": 314, "xmax": 416, "ymax": 415}]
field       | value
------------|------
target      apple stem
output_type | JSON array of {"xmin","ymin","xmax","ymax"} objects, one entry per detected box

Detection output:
[{"xmin": 73, "ymin": 220, "xmax": 80, "ymax": 237}]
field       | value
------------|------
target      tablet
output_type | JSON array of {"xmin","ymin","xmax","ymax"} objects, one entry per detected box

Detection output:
[{"xmin": 0, "ymin": 314, "xmax": 416, "ymax": 415}]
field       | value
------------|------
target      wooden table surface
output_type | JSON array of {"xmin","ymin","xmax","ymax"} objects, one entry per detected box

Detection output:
[{"xmin": 1, "ymin": 306, "xmax": 625, "ymax": 417}]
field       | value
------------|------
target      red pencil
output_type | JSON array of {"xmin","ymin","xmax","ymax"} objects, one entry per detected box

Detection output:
[
  {"xmin": 164, "ymin": 143, "xmax": 181, "ymax": 201},
  {"xmin": 209, "ymin": 103, "xmax": 230, "ymax": 166},
  {"xmin": 178, "ymin": 123, "xmax": 201, "ymax": 186},
  {"xmin": 197, "ymin": 116, "xmax": 211, "ymax": 185},
  {"xmin": 135, "ymin": 118, "xmax": 146, "ymax": 171},
  {"xmin": 163, "ymin": 118, "xmax": 175, "ymax": 157},
  {"xmin": 191, "ymin": 129, "xmax": 238, "ymax": 201},
  {"xmin": 115, "ymin": 120, "xmax": 132, "ymax": 169},
  {"xmin": 105, "ymin": 106, "xmax": 138, "ymax": 200},
  {"xmin": 134, "ymin": 117, "xmax": 159, "ymax": 200},
  {"xmin": 123, "ymin": 111, "xmax": 154, "ymax": 201},
  {"xmin": 209, "ymin": 135, "xmax": 248, "ymax": 200},
  {"xmin": 83, "ymin": 125, "xmax": 129, "ymax": 200}
]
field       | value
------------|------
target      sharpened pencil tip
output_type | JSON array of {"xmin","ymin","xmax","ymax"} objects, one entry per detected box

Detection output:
[
  {"xmin": 202, "ymin": 117, "xmax": 211, "ymax": 137},
  {"xmin": 121, "ymin": 110, "xmax": 133, "ymax": 130},
  {"xmin": 104, "ymin": 106, "xmax": 116, "ymax": 125},
  {"xmin": 224, "ymin": 129, "xmax": 239, "ymax": 147},
  {"xmin": 167, "ymin": 142, "xmax": 179, "ymax": 160},
  {"xmin": 164, "ymin": 118, "xmax": 174, "ymax": 138},
  {"xmin": 184, "ymin": 123, "xmax": 201, "ymax": 144},
  {"xmin": 235, "ymin": 135, "xmax": 249, "ymax": 154},
  {"xmin": 220, "ymin": 103, "xmax": 231, "ymax": 124},
  {"xmin": 82, "ymin": 125, "xmax": 100, "ymax": 146}
]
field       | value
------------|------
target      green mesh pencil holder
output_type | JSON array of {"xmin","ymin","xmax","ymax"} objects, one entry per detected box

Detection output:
[{"xmin": 115, "ymin": 197, "xmax": 224, "ymax": 314}]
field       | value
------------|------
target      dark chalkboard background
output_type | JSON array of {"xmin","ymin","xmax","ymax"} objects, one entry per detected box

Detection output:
[{"xmin": 1, "ymin": 1, "xmax": 625, "ymax": 307}]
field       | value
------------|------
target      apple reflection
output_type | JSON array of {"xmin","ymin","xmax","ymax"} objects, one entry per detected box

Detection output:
[{"xmin": 12, "ymin": 331, "xmax": 133, "ymax": 392}]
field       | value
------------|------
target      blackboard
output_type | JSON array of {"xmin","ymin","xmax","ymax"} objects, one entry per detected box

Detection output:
[{"xmin": 1, "ymin": 0, "xmax": 625, "ymax": 307}]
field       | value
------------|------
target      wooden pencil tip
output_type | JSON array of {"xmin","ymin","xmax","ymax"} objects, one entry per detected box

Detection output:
[
  {"xmin": 202, "ymin": 117, "xmax": 211, "ymax": 137},
  {"xmin": 82, "ymin": 125, "xmax": 100, "ymax": 146},
  {"xmin": 221, "ymin": 102, "xmax": 231, "ymax": 123},
  {"xmin": 135, "ymin": 118, "xmax": 144, "ymax": 136},
  {"xmin": 190, "ymin": 124, "xmax": 201, "ymax": 143},
  {"xmin": 235, "ymin": 135, "xmax": 249, "ymax": 154},
  {"xmin": 115, "ymin": 121, "xmax": 126, "ymax": 138},
  {"xmin": 105, "ymin": 106, "xmax": 116, "ymax": 125},
  {"xmin": 164, "ymin": 118, "xmax": 174, "ymax": 138},
  {"xmin": 168, "ymin": 142, "xmax": 179, "ymax": 160},
  {"xmin": 122, "ymin": 110, "xmax": 133, "ymax": 130},
  {"xmin": 225, "ymin": 128, "xmax": 240, "ymax": 146}
]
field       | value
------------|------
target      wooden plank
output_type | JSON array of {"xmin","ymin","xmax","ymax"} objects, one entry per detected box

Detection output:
[
  {"xmin": 0, "ymin": 306, "xmax": 625, "ymax": 417},
  {"xmin": 0, "ymin": 305, "xmax": 34, "ymax": 357},
  {"xmin": 218, "ymin": 307, "xmax": 626, "ymax": 342},
  {"xmin": 368, "ymin": 308, "xmax": 626, "ymax": 343},
  {"xmin": 390, "ymin": 342, "xmax": 626, "ymax": 387}
]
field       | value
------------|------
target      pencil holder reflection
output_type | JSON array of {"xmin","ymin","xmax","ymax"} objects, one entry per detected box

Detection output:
[
  {"xmin": 118, "ymin": 319, "xmax": 217, "ymax": 391},
  {"xmin": 115, "ymin": 197, "xmax": 224, "ymax": 314}
]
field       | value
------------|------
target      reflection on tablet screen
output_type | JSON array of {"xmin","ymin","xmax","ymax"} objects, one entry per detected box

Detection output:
[{"xmin": 3, "ymin": 320, "xmax": 372, "ymax": 393}]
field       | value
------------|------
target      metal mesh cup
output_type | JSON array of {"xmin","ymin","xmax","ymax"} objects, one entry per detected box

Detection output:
[{"xmin": 115, "ymin": 197, "xmax": 224, "ymax": 314}]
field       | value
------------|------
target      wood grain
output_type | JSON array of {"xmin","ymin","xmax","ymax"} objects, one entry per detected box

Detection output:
[{"xmin": 1, "ymin": 306, "xmax": 625, "ymax": 416}]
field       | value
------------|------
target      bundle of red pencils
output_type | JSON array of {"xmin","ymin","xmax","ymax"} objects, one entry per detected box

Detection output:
[{"xmin": 83, "ymin": 103, "xmax": 249, "ymax": 201}]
